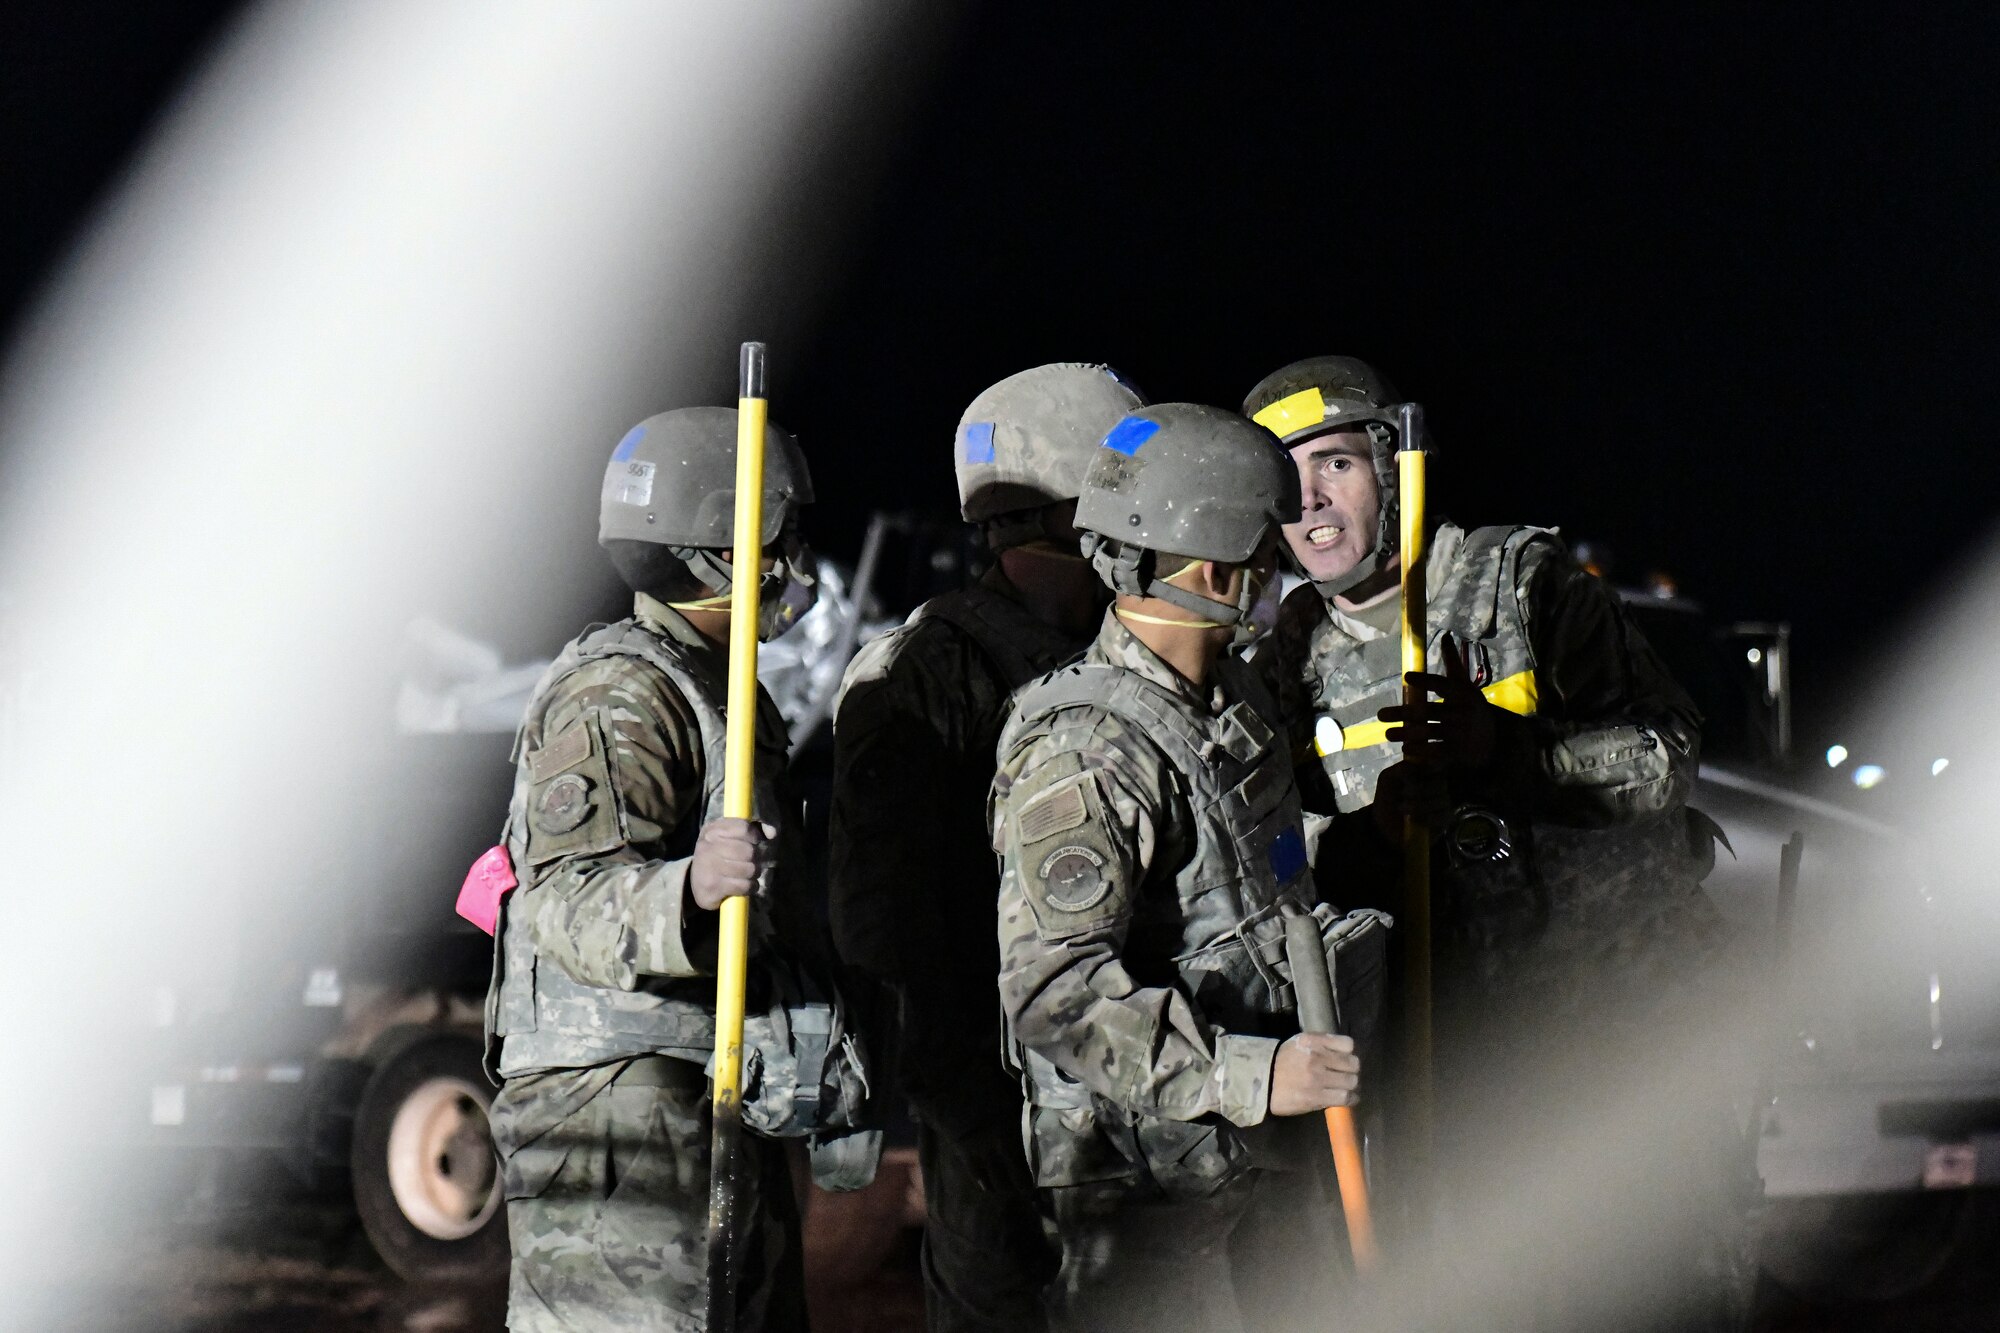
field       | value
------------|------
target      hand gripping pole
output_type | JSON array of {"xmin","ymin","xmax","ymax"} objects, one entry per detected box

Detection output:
[
  {"xmin": 1284, "ymin": 912, "xmax": 1378, "ymax": 1273},
  {"xmin": 705, "ymin": 341, "xmax": 768, "ymax": 1332}
]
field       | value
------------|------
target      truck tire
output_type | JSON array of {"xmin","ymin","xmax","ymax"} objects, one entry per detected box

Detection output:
[{"xmin": 351, "ymin": 1033, "xmax": 508, "ymax": 1281}]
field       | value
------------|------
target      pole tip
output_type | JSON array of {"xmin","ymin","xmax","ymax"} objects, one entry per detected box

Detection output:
[
  {"xmin": 1398, "ymin": 402, "xmax": 1425, "ymax": 454},
  {"xmin": 738, "ymin": 342, "xmax": 767, "ymax": 400}
]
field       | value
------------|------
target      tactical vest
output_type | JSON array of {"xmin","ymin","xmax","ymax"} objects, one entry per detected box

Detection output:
[
  {"xmin": 1297, "ymin": 523, "xmax": 1706, "ymax": 999},
  {"xmin": 1002, "ymin": 652, "xmax": 1390, "ymax": 1188},
  {"xmin": 1304, "ymin": 523, "xmax": 1543, "ymax": 812},
  {"xmin": 914, "ymin": 580, "xmax": 1080, "ymax": 689},
  {"xmin": 488, "ymin": 617, "xmax": 793, "ymax": 1075}
]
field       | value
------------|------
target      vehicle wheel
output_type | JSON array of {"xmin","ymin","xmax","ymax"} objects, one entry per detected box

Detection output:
[
  {"xmin": 1758, "ymin": 1190, "xmax": 1971, "ymax": 1305},
  {"xmin": 351, "ymin": 1034, "xmax": 508, "ymax": 1281}
]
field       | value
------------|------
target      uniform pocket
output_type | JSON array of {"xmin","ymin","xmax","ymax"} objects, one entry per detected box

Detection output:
[
  {"xmin": 501, "ymin": 1134, "xmax": 574, "ymax": 1202},
  {"xmin": 595, "ymin": 1082, "xmax": 708, "ymax": 1294},
  {"xmin": 1026, "ymin": 1104, "xmax": 1142, "ymax": 1189},
  {"xmin": 1136, "ymin": 1117, "xmax": 1249, "ymax": 1201}
]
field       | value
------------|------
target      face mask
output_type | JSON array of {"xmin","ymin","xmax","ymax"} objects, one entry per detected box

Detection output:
[{"xmin": 669, "ymin": 535, "xmax": 818, "ymax": 641}]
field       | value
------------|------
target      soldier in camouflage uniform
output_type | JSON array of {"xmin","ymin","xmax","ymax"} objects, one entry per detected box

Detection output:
[
  {"xmin": 995, "ymin": 403, "xmax": 1390, "ymax": 1333},
  {"xmin": 830, "ymin": 364, "xmax": 1145, "ymax": 1331},
  {"xmin": 479, "ymin": 407, "xmax": 842, "ymax": 1333},
  {"xmin": 1245, "ymin": 356, "xmax": 1750, "ymax": 1330}
]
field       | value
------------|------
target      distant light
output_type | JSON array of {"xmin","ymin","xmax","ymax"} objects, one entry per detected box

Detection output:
[
  {"xmin": 1853, "ymin": 764, "xmax": 1887, "ymax": 789},
  {"xmin": 1826, "ymin": 744, "xmax": 1849, "ymax": 768},
  {"xmin": 1932, "ymin": 757, "xmax": 1951, "ymax": 777},
  {"xmin": 1746, "ymin": 647, "xmax": 1763, "ymax": 665}
]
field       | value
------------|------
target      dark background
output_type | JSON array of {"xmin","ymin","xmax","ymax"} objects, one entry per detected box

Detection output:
[{"xmin": 8, "ymin": 2, "xmax": 1998, "ymax": 728}]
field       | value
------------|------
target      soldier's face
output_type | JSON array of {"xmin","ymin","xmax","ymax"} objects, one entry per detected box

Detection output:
[{"xmin": 1283, "ymin": 430, "xmax": 1378, "ymax": 583}]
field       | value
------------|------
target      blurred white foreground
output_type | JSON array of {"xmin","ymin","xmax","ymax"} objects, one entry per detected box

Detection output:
[{"xmin": 0, "ymin": 2, "xmax": 941, "ymax": 1325}]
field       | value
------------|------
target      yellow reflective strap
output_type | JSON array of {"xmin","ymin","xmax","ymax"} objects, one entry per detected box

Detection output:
[
  {"xmin": 1483, "ymin": 669, "xmax": 1538, "ymax": 716},
  {"xmin": 1311, "ymin": 670, "xmax": 1538, "ymax": 758},
  {"xmin": 668, "ymin": 593, "xmax": 733, "ymax": 612},
  {"xmin": 1328, "ymin": 716, "xmax": 1392, "ymax": 748},
  {"xmin": 1252, "ymin": 386, "xmax": 1327, "ymax": 440}
]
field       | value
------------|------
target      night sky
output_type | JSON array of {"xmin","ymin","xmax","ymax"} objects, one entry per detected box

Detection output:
[{"xmin": 8, "ymin": 3, "xmax": 1999, "ymax": 720}]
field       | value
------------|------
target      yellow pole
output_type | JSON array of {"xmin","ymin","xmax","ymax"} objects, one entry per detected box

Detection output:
[
  {"xmin": 705, "ymin": 340, "xmax": 767, "ymax": 1333},
  {"xmin": 1397, "ymin": 405, "xmax": 1434, "ymax": 1189}
]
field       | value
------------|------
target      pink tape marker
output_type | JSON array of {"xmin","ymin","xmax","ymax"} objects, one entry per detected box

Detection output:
[{"xmin": 456, "ymin": 844, "xmax": 518, "ymax": 936}]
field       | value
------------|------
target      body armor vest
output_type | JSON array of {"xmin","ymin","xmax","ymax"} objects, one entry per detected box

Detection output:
[
  {"xmin": 1006, "ymin": 656, "xmax": 1388, "ymax": 1088},
  {"xmin": 490, "ymin": 617, "xmax": 792, "ymax": 1075},
  {"xmin": 1306, "ymin": 523, "xmax": 1543, "ymax": 812},
  {"xmin": 1003, "ymin": 652, "xmax": 1389, "ymax": 1188},
  {"xmin": 1300, "ymin": 523, "xmax": 1701, "ymax": 992},
  {"xmin": 914, "ymin": 580, "xmax": 1080, "ymax": 689}
]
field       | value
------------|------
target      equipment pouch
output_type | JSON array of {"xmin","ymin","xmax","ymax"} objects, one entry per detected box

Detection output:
[
  {"xmin": 1173, "ymin": 899, "xmax": 1301, "ymax": 1028},
  {"xmin": 1446, "ymin": 817, "xmax": 1547, "ymax": 975},
  {"xmin": 728, "ymin": 950, "xmax": 878, "ymax": 1155},
  {"xmin": 807, "ymin": 1127, "xmax": 885, "ymax": 1193},
  {"xmin": 1316, "ymin": 906, "xmax": 1393, "ymax": 1058}
]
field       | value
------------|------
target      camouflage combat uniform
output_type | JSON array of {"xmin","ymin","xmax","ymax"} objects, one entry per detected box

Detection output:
[
  {"xmin": 829, "ymin": 565, "xmax": 1079, "ymax": 1331},
  {"xmin": 995, "ymin": 609, "xmax": 1384, "ymax": 1333},
  {"xmin": 484, "ymin": 593, "xmax": 807, "ymax": 1333},
  {"xmin": 1261, "ymin": 521, "xmax": 1752, "ymax": 1330}
]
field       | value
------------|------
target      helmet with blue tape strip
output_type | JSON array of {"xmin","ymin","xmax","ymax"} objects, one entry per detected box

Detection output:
[
  {"xmin": 954, "ymin": 363, "xmax": 1146, "ymax": 546},
  {"xmin": 1074, "ymin": 403, "xmax": 1301, "ymax": 624}
]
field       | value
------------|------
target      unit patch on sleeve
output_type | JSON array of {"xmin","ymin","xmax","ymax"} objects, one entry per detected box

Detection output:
[
  {"xmin": 534, "ymin": 772, "xmax": 595, "ymax": 835},
  {"xmin": 1037, "ymin": 845, "xmax": 1110, "ymax": 912}
]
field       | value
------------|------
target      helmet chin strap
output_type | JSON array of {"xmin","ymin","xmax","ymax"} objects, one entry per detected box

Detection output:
[
  {"xmin": 1084, "ymin": 535, "xmax": 1248, "ymax": 625},
  {"xmin": 1117, "ymin": 556, "xmax": 1266, "ymax": 629},
  {"xmin": 1311, "ymin": 545, "xmax": 1391, "ymax": 601},
  {"xmin": 666, "ymin": 543, "xmax": 819, "ymax": 640},
  {"xmin": 678, "ymin": 547, "xmax": 739, "ymax": 598}
]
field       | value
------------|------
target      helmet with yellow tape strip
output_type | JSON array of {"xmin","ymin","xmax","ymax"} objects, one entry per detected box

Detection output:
[{"xmin": 1242, "ymin": 355, "xmax": 1407, "ymax": 598}]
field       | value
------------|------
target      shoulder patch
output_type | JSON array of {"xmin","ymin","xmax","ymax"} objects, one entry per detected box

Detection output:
[
  {"xmin": 519, "ymin": 713, "xmax": 626, "ymax": 869},
  {"xmin": 1018, "ymin": 777, "xmax": 1089, "ymax": 844},
  {"xmin": 529, "ymin": 717, "xmax": 593, "ymax": 782},
  {"xmin": 1036, "ymin": 845, "xmax": 1110, "ymax": 912},
  {"xmin": 534, "ymin": 772, "xmax": 595, "ymax": 834}
]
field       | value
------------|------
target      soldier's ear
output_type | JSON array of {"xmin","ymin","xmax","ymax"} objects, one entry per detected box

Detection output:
[{"xmin": 1198, "ymin": 560, "xmax": 1236, "ymax": 601}]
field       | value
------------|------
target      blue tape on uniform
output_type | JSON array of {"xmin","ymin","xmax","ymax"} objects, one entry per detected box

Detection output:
[
  {"xmin": 1269, "ymin": 827, "xmax": 1307, "ymax": 882},
  {"xmin": 961, "ymin": 421, "xmax": 996, "ymax": 464},
  {"xmin": 611, "ymin": 425, "xmax": 646, "ymax": 462},
  {"xmin": 1100, "ymin": 416, "xmax": 1160, "ymax": 456}
]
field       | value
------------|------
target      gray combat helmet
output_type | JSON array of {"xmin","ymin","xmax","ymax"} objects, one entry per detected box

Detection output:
[
  {"xmin": 1075, "ymin": 403, "xmax": 1302, "ymax": 624},
  {"xmin": 956, "ymin": 362, "xmax": 1146, "ymax": 548},
  {"xmin": 598, "ymin": 405, "xmax": 814, "ymax": 596},
  {"xmin": 1242, "ymin": 355, "xmax": 1413, "ymax": 598}
]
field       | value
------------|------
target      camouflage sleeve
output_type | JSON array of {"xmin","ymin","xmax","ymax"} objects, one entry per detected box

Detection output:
[
  {"xmin": 995, "ymin": 726, "xmax": 1278, "ymax": 1129},
  {"xmin": 515, "ymin": 659, "xmax": 714, "ymax": 988},
  {"xmin": 1516, "ymin": 541, "xmax": 1702, "ymax": 828}
]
